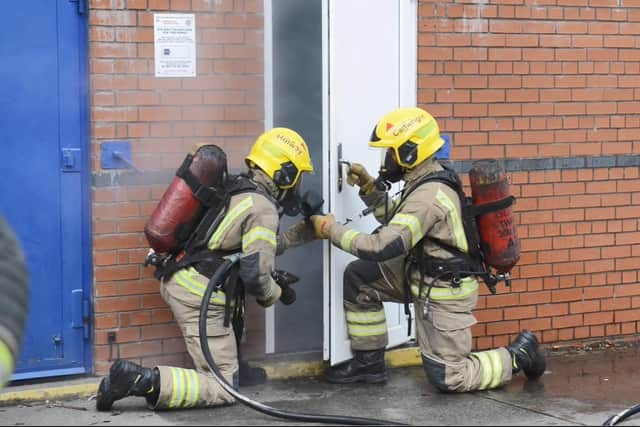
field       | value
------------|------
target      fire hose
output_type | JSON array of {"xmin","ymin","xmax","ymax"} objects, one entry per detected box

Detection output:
[
  {"xmin": 603, "ymin": 404, "xmax": 640, "ymax": 426},
  {"xmin": 198, "ymin": 254, "xmax": 407, "ymax": 426}
]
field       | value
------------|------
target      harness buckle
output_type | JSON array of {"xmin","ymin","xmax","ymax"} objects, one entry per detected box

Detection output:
[{"xmin": 452, "ymin": 273, "xmax": 462, "ymax": 288}]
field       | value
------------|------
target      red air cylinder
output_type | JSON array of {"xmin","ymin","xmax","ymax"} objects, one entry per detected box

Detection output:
[
  {"xmin": 144, "ymin": 145, "xmax": 227, "ymax": 254},
  {"xmin": 468, "ymin": 160, "xmax": 520, "ymax": 273}
]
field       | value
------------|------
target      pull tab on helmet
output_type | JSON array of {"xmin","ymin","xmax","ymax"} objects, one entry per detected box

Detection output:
[
  {"xmin": 369, "ymin": 107, "xmax": 445, "ymax": 171},
  {"xmin": 245, "ymin": 127, "xmax": 314, "ymax": 190}
]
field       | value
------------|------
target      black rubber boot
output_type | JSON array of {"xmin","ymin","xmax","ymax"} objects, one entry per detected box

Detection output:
[
  {"xmin": 96, "ymin": 359, "xmax": 160, "ymax": 411},
  {"xmin": 507, "ymin": 330, "xmax": 546, "ymax": 380},
  {"xmin": 325, "ymin": 350, "xmax": 387, "ymax": 384}
]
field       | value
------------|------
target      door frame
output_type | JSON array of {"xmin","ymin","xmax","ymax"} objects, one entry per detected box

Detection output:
[
  {"xmin": 263, "ymin": 0, "xmax": 276, "ymax": 354},
  {"xmin": 77, "ymin": 1, "xmax": 93, "ymax": 377},
  {"xmin": 321, "ymin": 0, "xmax": 418, "ymax": 361}
]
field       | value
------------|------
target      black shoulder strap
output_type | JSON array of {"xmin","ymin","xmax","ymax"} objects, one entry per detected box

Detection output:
[
  {"xmin": 398, "ymin": 162, "xmax": 463, "ymax": 208},
  {"xmin": 182, "ymin": 174, "xmax": 256, "ymax": 253},
  {"xmin": 406, "ymin": 164, "xmax": 481, "ymax": 261},
  {"xmin": 225, "ymin": 173, "xmax": 279, "ymax": 207},
  {"xmin": 176, "ymin": 154, "xmax": 227, "ymax": 207}
]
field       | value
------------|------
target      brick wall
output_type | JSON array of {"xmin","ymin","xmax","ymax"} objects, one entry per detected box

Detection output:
[
  {"xmin": 90, "ymin": 0, "xmax": 265, "ymax": 375},
  {"xmin": 90, "ymin": 0, "xmax": 640, "ymax": 376},
  {"xmin": 418, "ymin": 0, "xmax": 640, "ymax": 350}
]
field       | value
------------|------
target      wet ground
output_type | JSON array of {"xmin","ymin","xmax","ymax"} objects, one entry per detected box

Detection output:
[{"xmin": 1, "ymin": 346, "xmax": 639, "ymax": 426}]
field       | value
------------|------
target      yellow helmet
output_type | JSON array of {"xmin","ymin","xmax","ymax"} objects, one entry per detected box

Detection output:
[
  {"xmin": 245, "ymin": 127, "xmax": 314, "ymax": 189},
  {"xmin": 369, "ymin": 107, "xmax": 445, "ymax": 169}
]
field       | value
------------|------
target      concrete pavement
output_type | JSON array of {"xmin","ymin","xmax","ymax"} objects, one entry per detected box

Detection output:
[{"xmin": 1, "ymin": 344, "xmax": 639, "ymax": 426}]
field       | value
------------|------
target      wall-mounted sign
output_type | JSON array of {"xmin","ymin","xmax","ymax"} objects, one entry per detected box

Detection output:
[{"xmin": 154, "ymin": 13, "xmax": 196, "ymax": 78}]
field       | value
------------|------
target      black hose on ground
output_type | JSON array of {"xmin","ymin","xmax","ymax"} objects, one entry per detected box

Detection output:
[
  {"xmin": 198, "ymin": 254, "xmax": 407, "ymax": 426},
  {"xmin": 0, "ymin": 216, "xmax": 30, "ymax": 389},
  {"xmin": 603, "ymin": 404, "xmax": 640, "ymax": 426}
]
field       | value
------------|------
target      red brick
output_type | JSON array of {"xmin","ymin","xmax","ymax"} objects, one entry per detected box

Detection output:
[
  {"xmin": 574, "ymin": 326, "xmax": 590, "ymax": 339},
  {"xmin": 538, "ymin": 303, "xmax": 569, "ymax": 317},
  {"xmin": 617, "ymin": 284, "xmax": 640, "ymax": 297},
  {"xmin": 474, "ymin": 336, "xmax": 493, "ymax": 351},
  {"xmin": 142, "ymin": 294, "xmax": 168, "ymax": 309},
  {"xmin": 569, "ymin": 300, "xmax": 601, "ymax": 314},
  {"xmin": 95, "ymin": 313, "xmax": 119, "ymax": 330},
  {"xmin": 601, "ymin": 297, "xmax": 631, "ymax": 311},
  {"xmin": 520, "ymin": 318, "xmax": 551, "ymax": 331},
  {"xmin": 475, "ymin": 309, "xmax": 503, "ymax": 323},
  {"xmin": 152, "ymin": 309, "xmax": 174, "ymax": 323},
  {"xmin": 553, "ymin": 314, "xmax": 583, "ymax": 329},
  {"xmin": 170, "ymin": 0, "xmax": 191, "ymax": 11},
  {"xmin": 95, "ymin": 265, "xmax": 140, "ymax": 282},
  {"xmin": 584, "ymin": 311, "xmax": 614, "ymax": 325},
  {"xmin": 128, "ymin": 0, "xmax": 147, "ymax": 9},
  {"xmin": 584, "ymin": 233, "xmax": 615, "ymax": 247},
  {"xmin": 569, "ymin": 247, "xmax": 601, "ymax": 261},
  {"xmin": 94, "ymin": 296, "xmax": 141, "ymax": 313},
  {"xmin": 119, "ymin": 341, "xmax": 163, "ymax": 358},
  {"xmin": 486, "ymin": 321, "xmax": 520, "ymax": 335},
  {"xmin": 621, "ymin": 322, "xmax": 637, "ymax": 335},
  {"xmin": 504, "ymin": 306, "xmax": 536, "ymax": 320},
  {"xmin": 139, "ymin": 321, "xmax": 180, "ymax": 339}
]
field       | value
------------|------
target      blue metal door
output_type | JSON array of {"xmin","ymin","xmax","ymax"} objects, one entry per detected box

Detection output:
[{"xmin": 0, "ymin": 0, "xmax": 91, "ymax": 380}]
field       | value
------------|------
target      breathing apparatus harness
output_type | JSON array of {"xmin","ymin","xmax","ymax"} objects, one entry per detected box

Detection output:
[
  {"xmin": 372, "ymin": 161, "xmax": 514, "ymax": 336},
  {"xmin": 146, "ymin": 173, "xmax": 266, "ymax": 333}
]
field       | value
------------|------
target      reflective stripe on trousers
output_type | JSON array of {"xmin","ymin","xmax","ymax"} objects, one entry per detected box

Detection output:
[
  {"xmin": 174, "ymin": 267, "xmax": 227, "ymax": 306},
  {"xmin": 472, "ymin": 350, "xmax": 505, "ymax": 390},
  {"xmin": 155, "ymin": 365, "xmax": 235, "ymax": 410},
  {"xmin": 411, "ymin": 277, "xmax": 478, "ymax": 301},
  {"xmin": 345, "ymin": 309, "xmax": 387, "ymax": 338},
  {"xmin": 0, "ymin": 340, "xmax": 14, "ymax": 389}
]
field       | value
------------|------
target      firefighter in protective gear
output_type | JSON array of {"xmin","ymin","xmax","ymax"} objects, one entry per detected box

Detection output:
[
  {"xmin": 96, "ymin": 128, "xmax": 317, "ymax": 411},
  {"xmin": 310, "ymin": 107, "xmax": 545, "ymax": 391},
  {"xmin": 0, "ymin": 216, "xmax": 30, "ymax": 392}
]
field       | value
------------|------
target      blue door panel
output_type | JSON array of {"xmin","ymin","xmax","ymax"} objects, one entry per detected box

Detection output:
[{"xmin": 0, "ymin": 0, "xmax": 90, "ymax": 380}]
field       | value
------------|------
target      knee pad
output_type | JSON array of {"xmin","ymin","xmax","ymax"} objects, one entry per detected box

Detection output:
[
  {"xmin": 343, "ymin": 263, "xmax": 363, "ymax": 304},
  {"xmin": 421, "ymin": 354, "xmax": 464, "ymax": 393}
]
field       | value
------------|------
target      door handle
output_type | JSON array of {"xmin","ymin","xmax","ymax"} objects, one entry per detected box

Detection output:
[
  {"xmin": 338, "ymin": 143, "xmax": 343, "ymax": 192},
  {"xmin": 337, "ymin": 143, "xmax": 351, "ymax": 193}
]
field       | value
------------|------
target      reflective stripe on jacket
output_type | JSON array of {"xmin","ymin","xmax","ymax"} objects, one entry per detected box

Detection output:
[{"xmin": 175, "ymin": 189, "xmax": 280, "ymax": 302}]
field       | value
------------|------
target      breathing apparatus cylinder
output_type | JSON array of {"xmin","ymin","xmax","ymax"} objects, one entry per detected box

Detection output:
[
  {"xmin": 144, "ymin": 145, "xmax": 227, "ymax": 254},
  {"xmin": 469, "ymin": 160, "xmax": 520, "ymax": 273}
]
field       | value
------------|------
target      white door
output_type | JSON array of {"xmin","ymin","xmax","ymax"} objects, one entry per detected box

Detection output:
[{"xmin": 323, "ymin": 0, "xmax": 418, "ymax": 364}]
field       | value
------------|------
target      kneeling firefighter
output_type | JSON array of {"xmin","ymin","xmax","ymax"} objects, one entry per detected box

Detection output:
[
  {"xmin": 310, "ymin": 107, "xmax": 546, "ymax": 392},
  {"xmin": 96, "ymin": 127, "xmax": 317, "ymax": 411}
]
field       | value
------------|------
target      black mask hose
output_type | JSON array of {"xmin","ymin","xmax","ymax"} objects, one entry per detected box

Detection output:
[{"xmin": 199, "ymin": 254, "xmax": 407, "ymax": 426}]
